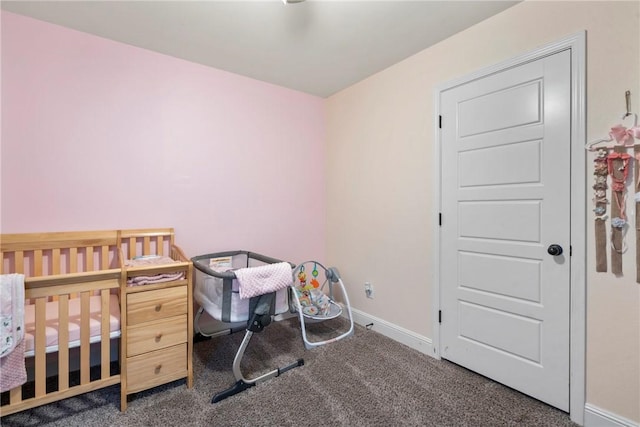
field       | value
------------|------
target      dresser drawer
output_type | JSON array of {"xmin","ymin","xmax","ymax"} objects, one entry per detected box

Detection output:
[
  {"xmin": 127, "ymin": 286, "xmax": 187, "ymax": 325},
  {"xmin": 127, "ymin": 314, "xmax": 187, "ymax": 357},
  {"xmin": 126, "ymin": 343, "xmax": 187, "ymax": 393}
]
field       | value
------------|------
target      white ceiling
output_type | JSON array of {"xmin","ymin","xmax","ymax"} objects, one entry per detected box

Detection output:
[{"xmin": 1, "ymin": 1, "xmax": 520, "ymax": 98}]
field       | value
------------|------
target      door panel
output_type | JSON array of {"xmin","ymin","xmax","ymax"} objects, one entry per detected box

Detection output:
[
  {"xmin": 458, "ymin": 80, "xmax": 542, "ymax": 137},
  {"xmin": 458, "ymin": 301, "xmax": 541, "ymax": 362},
  {"xmin": 458, "ymin": 252, "xmax": 541, "ymax": 302},
  {"xmin": 459, "ymin": 200, "xmax": 541, "ymax": 241},
  {"xmin": 440, "ymin": 50, "xmax": 571, "ymax": 411},
  {"xmin": 458, "ymin": 139, "xmax": 541, "ymax": 187}
]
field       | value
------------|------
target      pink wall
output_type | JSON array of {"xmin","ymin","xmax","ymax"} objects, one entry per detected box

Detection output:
[{"xmin": 0, "ymin": 11, "xmax": 326, "ymax": 264}]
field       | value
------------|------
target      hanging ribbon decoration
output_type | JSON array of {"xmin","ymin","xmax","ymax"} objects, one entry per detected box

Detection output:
[
  {"xmin": 635, "ymin": 146, "xmax": 640, "ymax": 283},
  {"xmin": 593, "ymin": 91, "xmax": 640, "ymax": 277},
  {"xmin": 609, "ymin": 125, "xmax": 640, "ymax": 144},
  {"xmin": 593, "ymin": 148, "xmax": 609, "ymax": 272},
  {"xmin": 608, "ymin": 148, "xmax": 630, "ymax": 275}
]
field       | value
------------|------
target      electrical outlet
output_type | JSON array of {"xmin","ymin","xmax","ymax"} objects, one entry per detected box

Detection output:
[{"xmin": 364, "ymin": 282, "xmax": 374, "ymax": 299}]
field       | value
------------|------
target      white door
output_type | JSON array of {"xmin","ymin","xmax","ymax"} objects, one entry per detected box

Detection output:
[{"xmin": 439, "ymin": 50, "xmax": 571, "ymax": 411}]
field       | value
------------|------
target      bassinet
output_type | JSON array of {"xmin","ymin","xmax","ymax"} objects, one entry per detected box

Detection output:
[{"xmin": 192, "ymin": 250, "xmax": 303, "ymax": 402}]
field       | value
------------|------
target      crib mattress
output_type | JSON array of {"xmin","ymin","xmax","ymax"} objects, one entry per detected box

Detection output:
[{"xmin": 23, "ymin": 294, "xmax": 120, "ymax": 357}]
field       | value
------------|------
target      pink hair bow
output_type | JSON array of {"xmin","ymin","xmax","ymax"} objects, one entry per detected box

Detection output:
[{"xmin": 609, "ymin": 124, "xmax": 640, "ymax": 144}]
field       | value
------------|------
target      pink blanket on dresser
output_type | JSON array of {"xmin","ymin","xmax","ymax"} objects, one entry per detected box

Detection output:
[
  {"xmin": 124, "ymin": 256, "xmax": 185, "ymax": 286},
  {"xmin": 1, "ymin": 273, "xmax": 27, "ymax": 392}
]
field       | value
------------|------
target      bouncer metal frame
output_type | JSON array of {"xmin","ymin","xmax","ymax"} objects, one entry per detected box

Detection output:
[{"xmin": 291, "ymin": 261, "xmax": 354, "ymax": 350}]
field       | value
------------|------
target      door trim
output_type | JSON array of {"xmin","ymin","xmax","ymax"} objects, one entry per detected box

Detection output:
[{"xmin": 432, "ymin": 32, "xmax": 586, "ymax": 425}]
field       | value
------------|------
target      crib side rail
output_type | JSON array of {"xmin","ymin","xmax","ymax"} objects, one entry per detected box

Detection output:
[
  {"xmin": 23, "ymin": 269, "xmax": 122, "ymax": 289},
  {"xmin": 117, "ymin": 227, "xmax": 175, "ymax": 260},
  {"xmin": 171, "ymin": 244, "xmax": 190, "ymax": 263},
  {"xmin": 1, "ymin": 270, "xmax": 121, "ymax": 416},
  {"xmin": 25, "ymin": 271, "xmax": 121, "ymax": 294},
  {"xmin": 1, "ymin": 230, "xmax": 119, "ymax": 278}
]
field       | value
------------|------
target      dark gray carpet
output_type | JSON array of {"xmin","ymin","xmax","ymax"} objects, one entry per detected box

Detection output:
[{"xmin": 1, "ymin": 317, "xmax": 576, "ymax": 426}]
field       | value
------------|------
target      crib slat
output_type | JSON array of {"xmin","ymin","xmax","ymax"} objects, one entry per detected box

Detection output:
[
  {"xmin": 69, "ymin": 247, "xmax": 78, "ymax": 273},
  {"xmin": 9, "ymin": 384, "xmax": 22, "ymax": 404},
  {"xmin": 80, "ymin": 291, "xmax": 90, "ymax": 385},
  {"xmin": 33, "ymin": 249, "xmax": 43, "ymax": 276},
  {"xmin": 86, "ymin": 247, "xmax": 95, "ymax": 297},
  {"xmin": 143, "ymin": 236, "xmax": 151, "ymax": 256},
  {"xmin": 69, "ymin": 247, "xmax": 79, "ymax": 299},
  {"xmin": 86, "ymin": 247, "xmax": 94, "ymax": 271},
  {"xmin": 156, "ymin": 236, "xmax": 163, "ymax": 256},
  {"xmin": 52, "ymin": 248, "xmax": 61, "ymax": 275},
  {"xmin": 15, "ymin": 251, "xmax": 24, "ymax": 274},
  {"xmin": 101, "ymin": 289, "xmax": 110, "ymax": 379},
  {"xmin": 50, "ymin": 249, "xmax": 61, "ymax": 302},
  {"xmin": 58, "ymin": 295, "xmax": 70, "ymax": 391},
  {"xmin": 101, "ymin": 245, "xmax": 109, "ymax": 270},
  {"xmin": 128, "ymin": 237, "xmax": 136, "ymax": 259},
  {"xmin": 35, "ymin": 298, "xmax": 46, "ymax": 398}
]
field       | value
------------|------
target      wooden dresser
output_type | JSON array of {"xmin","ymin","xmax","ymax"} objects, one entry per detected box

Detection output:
[{"xmin": 119, "ymin": 229, "xmax": 193, "ymax": 411}]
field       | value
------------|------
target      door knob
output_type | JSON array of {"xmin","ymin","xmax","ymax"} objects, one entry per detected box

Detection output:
[{"xmin": 547, "ymin": 244, "xmax": 563, "ymax": 256}]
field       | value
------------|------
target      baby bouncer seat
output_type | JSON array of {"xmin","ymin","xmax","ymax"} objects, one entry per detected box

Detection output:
[
  {"xmin": 192, "ymin": 251, "xmax": 304, "ymax": 403},
  {"xmin": 291, "ymin": 261, "xmax": 354, "ymax": 349}
]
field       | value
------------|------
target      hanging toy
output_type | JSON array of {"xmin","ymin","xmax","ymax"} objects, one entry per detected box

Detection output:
[
  {"xmin": 310, "ymin": 263, "xmax": 320, "ymax": 288},
  {"xmin": 297, "ymin": 265, "xmax": 307, "ymax": 287}
]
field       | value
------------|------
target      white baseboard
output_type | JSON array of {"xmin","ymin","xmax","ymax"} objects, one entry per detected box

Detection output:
[
  {"xmin": 349, "ymin": 308, "xmax": 434, "ymax": 357},
  {"xmin": 585, "ymin": 404, "xmax": 639, "ymax": 427}
]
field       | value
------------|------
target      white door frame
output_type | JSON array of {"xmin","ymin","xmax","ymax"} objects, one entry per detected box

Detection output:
[{"xmin": 432, "ymin": 32, "xmax": 586, "ymax": 425}]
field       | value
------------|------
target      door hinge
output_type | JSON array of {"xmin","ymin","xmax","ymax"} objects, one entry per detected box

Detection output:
[
  {"xmin": 438, "ymin": 310, "xmax": 442, "ymax": 324},
  {"xmin": 570, "ymin": 245, "xmax": 572, "ymax": 256},
  {"xmin": 439, "ymin": 213, "xmax": 442, "ymax": 226},
  {"xmin": 439, "ymin": 115, "xmax": 442, "ymax": 129}
]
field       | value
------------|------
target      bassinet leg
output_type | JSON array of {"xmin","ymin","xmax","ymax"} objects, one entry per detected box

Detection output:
[
  {"xmin": 211, "ymin": 329, "xmax": 304, "ymax": 403},
  {"xmin": 212, "ymin": 379, "xmax": 255, "ymax": 403}
]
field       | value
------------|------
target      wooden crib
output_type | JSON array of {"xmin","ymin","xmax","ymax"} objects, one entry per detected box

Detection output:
[
  {"xmin": 0, "ymin": 228, "xmax": 193, "ymax": 416},
  {"xmin": 0, "ymin": 230, "xmax": 121, "ymax": 416}
]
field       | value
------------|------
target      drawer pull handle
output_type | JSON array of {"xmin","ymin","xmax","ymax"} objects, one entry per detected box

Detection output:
[
  {"xmin": 155, "ymin": 364, "xmax": 162, "ymax": 374},
  {"xmin": 155, "ymin": 333, "xmax": 163, "ymax": 342},
  {"xmin": 155, "ymin": 304, "xmax": 162, "ymax": 312}
]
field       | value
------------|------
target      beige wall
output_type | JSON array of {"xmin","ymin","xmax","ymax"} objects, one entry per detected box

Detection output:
[{"xmin": 326, "ymin": 1, "xmax": 639, "ymax": 423}]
